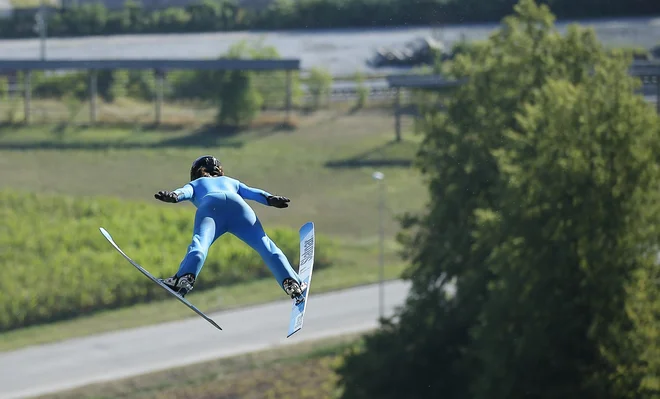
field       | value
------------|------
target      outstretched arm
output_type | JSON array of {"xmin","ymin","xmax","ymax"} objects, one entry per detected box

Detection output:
[
  {"xmin": 173, "ymin": 184, "xmax": 194, "ymax": 202},
  {"xmin": 237, "ymin": 181, "xmax": 290, "ymax": 208},
  {"xmin": 238, "ymin": 182, "xmax": 271, "ymax": 205},
  {"xmin": 154, "ymin": 184, "xmax": 193, "ymax": 203}
]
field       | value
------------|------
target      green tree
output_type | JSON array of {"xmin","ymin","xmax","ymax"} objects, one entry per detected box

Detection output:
[
  {"xmin": 65, "ymin": 3, "xmax": 108, "ymax": 35},
  {"xmin": 0, "ymin": 76, "xmax": 7, "ymax": 100},
  {"xmin": 468, "ymin": 44, "xmax": 660, "ymax": 399},
  {"xmin": 185, "ymin": 0, "xmax": 225, "ymax": 31},
  {"xmin": 336, "ymin": 1, "xmax": 660, "ymax": 398},
  {"xmin": 217, "ymin": 70, "xmax": 263, "ymax": 127},
  {"xmin": 305, "ymin": 67, "xmax": 332, "ymax": 111},
  {"xmin": 238, "ymin": 39, "xmax": 303, "ymax": 109},
  {"xmin": 108, "ymin": 70, "xmax": 130, "ymax": 101},
  {"xmin": 353, "ymin": 71, "xmax": 369, "ymax": 110},
  {"xmin": 214, "ymin": 40, "xmax": 267, "ymax": 127}
]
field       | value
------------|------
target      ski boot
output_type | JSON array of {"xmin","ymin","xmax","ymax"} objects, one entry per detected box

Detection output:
[
  {"xmin": 283, "ymin": 277, "xmax": 306, "ymax": 305},
  {"xmin": 159, "ymin": 273, "xmax": 195, "ymax": 298}
]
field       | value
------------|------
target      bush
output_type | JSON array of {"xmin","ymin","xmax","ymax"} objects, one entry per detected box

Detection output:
[
  {"xmin": 336, "ymin": 1, "xmax": 660, "ymax": 398},
  {"xmin": 23, "ymin": 40, "xmax": 298, "ymax": 126},
  {"xmin": 217, "ymin": 70, "xmax": 263, "ymax": 126},
  {"xmin": 32, "ymin": 71, "xmax": 88, "ymax": 100},
  {"xmin": 28, "ymin": 69, "xmax": 153, "ymax": 103},
  {"xmin": 0, "ymin": 190, "xmax": 333, "ymax": 331},
  {"xmin": 1, "ymin": 0, "xmax": 659, "ymax": 39},
  {"xmin": 306, "ymin": 67, "xmax": 333, "ymax": 110},
  {"xmin": 353, "ymin": 71, "xmax": 369, "ymax": 109}
]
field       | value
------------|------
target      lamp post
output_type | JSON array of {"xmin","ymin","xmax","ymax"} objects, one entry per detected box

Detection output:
[{"xmin": 372, "ymin": 171, "xmax": 385, "ymax": 319}]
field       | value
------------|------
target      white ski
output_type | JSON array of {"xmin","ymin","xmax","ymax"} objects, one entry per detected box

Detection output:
[
  {"xmin": 287, "ymin": 221, "xmax": 315, "ymax": 338},
  {"xmin": 99, "ymin": 227, "xmax": 222, "ymax": 332}
]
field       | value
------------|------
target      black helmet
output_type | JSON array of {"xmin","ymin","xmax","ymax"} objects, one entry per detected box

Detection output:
[{"xmin": 190, "ymin": 155, "xmax": 222, "ymax": 181}]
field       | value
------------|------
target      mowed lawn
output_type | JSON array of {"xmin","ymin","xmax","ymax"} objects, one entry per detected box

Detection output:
[
  {"xmin": 0, "ymin": 109, "xmax": 427, "ymax": 350},
  {"xmin": 0, "ymin": 109, "xmax": 425, "ymax": 244},
  {"xmin": 35, "ymin": 333, "xmax": 362, "ymax": 399}
]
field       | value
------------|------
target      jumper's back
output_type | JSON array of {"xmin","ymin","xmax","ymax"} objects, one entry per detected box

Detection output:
[{"xmin": 174, "ymin": 176, "xmax": 271, "ymax": 208}]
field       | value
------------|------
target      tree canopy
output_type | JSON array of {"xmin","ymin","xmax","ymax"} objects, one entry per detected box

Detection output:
[{"xmin": 335, "ymin": 1, "xmax": 660, "ymax": 398}]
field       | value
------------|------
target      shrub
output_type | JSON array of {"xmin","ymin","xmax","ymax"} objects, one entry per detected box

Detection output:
[
  {"xmin": 0, "ymin": 190, "xmax": 333, "ymax": 331},
  {"xmin": 306, "ymin": 67, "xmax": 333, "ymax": 110}
]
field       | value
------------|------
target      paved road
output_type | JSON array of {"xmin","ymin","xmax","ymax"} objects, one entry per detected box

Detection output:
[
  {"xmin": 0, "ymin": 16, "xmax": 659, "ymax": 75},
  {"xmin": 0, "ymin": 279, "xmax": 411, "ymax": 399}
]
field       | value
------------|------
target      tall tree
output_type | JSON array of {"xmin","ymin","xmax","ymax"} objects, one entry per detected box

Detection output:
[{"xmin": 335, "ymin": 1, "xmax": 660, "ymax": 398}]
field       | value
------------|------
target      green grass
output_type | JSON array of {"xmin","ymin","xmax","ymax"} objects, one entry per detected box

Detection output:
[
  {"xmin": 0, "ymin": 109, "xmax": 424, "ymax": 350},
  {"xmin": 0, "ymin": 109, "xmax": 424, "ymax": 242},
  {"xmin": 9, "ymin": 0, "xmax": 58, "ymax": 7},
  {"xmin": 35, "ymin": 333, "xmax": 364, "ymax": 399},
  {"xmin": 0, "ymin": 242, "xmax": 405, "ymax": 352},
  {"xmin": 0, "ymin": 189, "xmax": 335, "ymax": 331}
]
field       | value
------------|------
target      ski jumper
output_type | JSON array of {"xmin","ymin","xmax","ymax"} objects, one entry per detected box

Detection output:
[{"xmin": 172, "ymin": 176, "xmax": 302, "ymax": 288}]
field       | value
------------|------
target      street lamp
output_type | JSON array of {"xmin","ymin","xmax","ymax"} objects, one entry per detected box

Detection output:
[{"xmin": 372, "ymin": 171, "xmax": 385, "ymax": 319}]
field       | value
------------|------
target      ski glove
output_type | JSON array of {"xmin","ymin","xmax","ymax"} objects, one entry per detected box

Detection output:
[
  {"xmin": 155, "ymin": 190, "xmax": 179, "ymax": 203},
  {"xmin": 266, "ymin": 195, "xmax": 290, "ymax": 208}
]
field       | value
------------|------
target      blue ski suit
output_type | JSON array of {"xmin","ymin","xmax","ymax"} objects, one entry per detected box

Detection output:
[{"xmin": 171, "ymin": 176, "xmax": 302, "ymax": 289}]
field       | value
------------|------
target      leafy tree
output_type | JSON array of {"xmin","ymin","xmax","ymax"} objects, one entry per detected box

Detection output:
[
  {"xmin": 353, "ymin": 71, "xmax": 369, "ymax": 109},
  {"xmin": 335, "ymin": 1, "xmax": 660, "ymax": 398},
  {"xmin": 185, "ymin": 0, "xmax": 226, "ymax": 31},
  {"xmin": 215, "ymin": 40, "xmax": 267, "ymax": 127},
  {"xmin": 305, "ymin": 67, "xmax": 332, "ymax": 111},
  {"xmin": 0, "ymin": 76, "xmax": 7, "ymax": 100},
  {"xmin": 3, "ymin": 0, "xmax": 660, "ymax": 38},
  {"xmin": 108, "ymin": 70, "xmax": 130, "ymax": 101},
  {"xmin": 467, "ymin": 39, "xmax": 660, "ymax": 399},
  {"xmin": 217, "ymin": 70, "xmax": 263, "ymax": 127}
]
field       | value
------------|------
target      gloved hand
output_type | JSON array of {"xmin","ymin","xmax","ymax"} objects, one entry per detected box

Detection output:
[
  {"xmin": 267, "ymin": 195, "xmax": 290, "ymax": 208},
  {"xmin": 154, "ymin": 190, "xmax": 179, "ymax": 203}
]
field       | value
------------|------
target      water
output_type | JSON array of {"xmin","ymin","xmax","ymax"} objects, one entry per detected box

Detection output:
[{"xmin": 0, "ymin": 16, "xmax": 659, "ymax": 75}]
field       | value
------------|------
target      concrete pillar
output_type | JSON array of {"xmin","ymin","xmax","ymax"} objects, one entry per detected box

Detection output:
[
  {"xmin": 285, "ymin": 70, "xmax": 292, "ymax": 123},
  {"xmin": 89, "ymin": 71, "xmax": 97, "ymax": 124},
  {"xmin": 23, "ymin": 70, "xmax": 31, "ymax": 124},
  {"xmin": 394, "ymin": 87, "xmax": 401, "ymax": 142},
  {"xmin": 154, "ymin": 69, "xmax": 164, "ymax": 125}
]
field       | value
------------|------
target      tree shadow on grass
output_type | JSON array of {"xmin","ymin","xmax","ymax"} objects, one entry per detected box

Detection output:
[
  {"xmin": 0, "ymin": 123, "xmax": 246, "ymax": 151},
  {"xmin": 324, "ymin": 139, "xmax": 417, "ymax": 169}
]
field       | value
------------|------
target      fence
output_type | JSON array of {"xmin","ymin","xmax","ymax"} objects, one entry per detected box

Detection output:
[
  {"xmin": 0, "ymin": 59, "xmax": 401, "ymax": 126},
  {"xmin": 0, "ymin": 59, "xmax": 303, "ymax": 126},
  {"xmin": 2, "ymin": 59, "xmax": 656, "ymax": 128}
]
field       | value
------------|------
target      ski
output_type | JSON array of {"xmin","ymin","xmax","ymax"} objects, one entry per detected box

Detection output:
[
  {"xmin": 99, "ymin": 227, "xmax": 222, "ymax": 332},
  {"xmin": 287, "ymin": 222, "xmax": 315, "ymax": 338}
]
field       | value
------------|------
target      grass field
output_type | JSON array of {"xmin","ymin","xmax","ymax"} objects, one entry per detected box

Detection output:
[
  {"xmin": 35, "ymin": 333, "xmax": 363, "ymax": 399},
  {"xmin": 0, "ymin": 244, "xmax": 405, "ymax": 352},
  {"xmin": 0, "ymin": 108, "xmax": 423, "ymax": 241},
  {"xmin": 0, "ymin": 108, "xmax": 425, "ymax": 350},
  {"xmin": 0, "ymin": 189, "xmax": 337, "ymax": 332},
  {"xmin": 9, "ymin": 0, "xmax": 58, "ymax": 7}
]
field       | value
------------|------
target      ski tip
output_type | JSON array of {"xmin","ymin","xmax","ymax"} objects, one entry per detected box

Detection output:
[
  {"xmin": 299, "ymin": 221, "xmax": 314, "ymax": 235},
  {"xmin": 206, "ymin": 317, "xmax": 223, "ymax": 331},
  {"xmin": 99, "ymin": 227, "xmax": 113, "ymax": 242}
]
